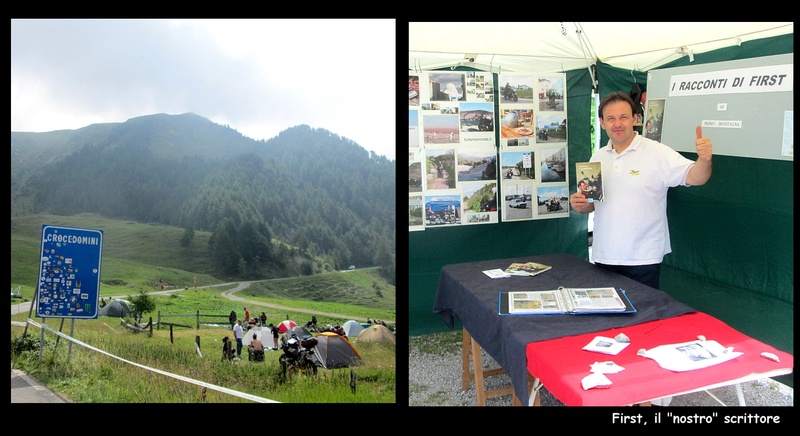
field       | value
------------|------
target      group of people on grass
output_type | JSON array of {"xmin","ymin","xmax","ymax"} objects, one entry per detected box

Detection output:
[{"xmin": 223, "ymin": 306, "xmax": 281, "ymax": 361}]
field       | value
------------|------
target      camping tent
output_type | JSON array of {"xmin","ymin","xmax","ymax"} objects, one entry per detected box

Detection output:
[
  {"xmin": 341, "ymin": 320, "xmax": 365, "ymax": 338},
  {"xmin": 313, "ymin": 332, "xmax": 362, "ymax": 369},
  {"xmin": 356, "ymin": 324, "xmax": 395, "ymax": 345},
  {"xmin": 98, "ymin": 299, "xmax": 133, "ymax": 317},
  {"xmin": 410, "ymin": 22, "xmax": 793, "ymax": 73},
  {"xmin": 282, "ymin": 325, "xmax": 312, "ymax": 340},
  {"xmin": 277, "ymin": 320, "xmax": 297, "ymax": 333}
]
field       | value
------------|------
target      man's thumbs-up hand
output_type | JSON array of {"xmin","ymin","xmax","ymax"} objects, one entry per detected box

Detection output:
[{"xmin": 695, "ymin": 125, "xmax": 712, "ymax": 161}]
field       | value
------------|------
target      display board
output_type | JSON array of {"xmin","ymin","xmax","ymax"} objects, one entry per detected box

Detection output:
[
  {"xmin": 408, "ymin": 70, "xmax": 568, "ymax": 231},
  {"xmin": 645, "ymin": 53, "xmax": 793, "ymax": 161}
]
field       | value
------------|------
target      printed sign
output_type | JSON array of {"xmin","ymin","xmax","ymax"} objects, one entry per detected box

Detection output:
[{"xmin": 36, "ymin": 225, "xmax": 104, "ymax": 319}]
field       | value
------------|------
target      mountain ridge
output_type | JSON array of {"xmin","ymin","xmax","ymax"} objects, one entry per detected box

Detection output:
[{"xmin": 11, "ymin": 113, "xmax": 395, "ymax": 283}]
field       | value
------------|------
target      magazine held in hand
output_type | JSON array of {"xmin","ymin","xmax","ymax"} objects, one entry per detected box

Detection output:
[{"xmin": 498, "ymin": 286, "xmax": 636, "ymax": 315}]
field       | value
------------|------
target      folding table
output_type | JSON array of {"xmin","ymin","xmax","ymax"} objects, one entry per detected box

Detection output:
[{"xmin": 433, "ymin": 253, "xmax": 794, "ymax": 406}]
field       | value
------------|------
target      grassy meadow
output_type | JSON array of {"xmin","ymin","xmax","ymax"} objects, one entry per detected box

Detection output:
[{"xmin": 10, "ymin": 214, "xmax": 396, "ymax": 403}]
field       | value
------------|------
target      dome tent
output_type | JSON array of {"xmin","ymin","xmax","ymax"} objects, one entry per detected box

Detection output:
[
  {"xmin": 313, "ymin": 332, "xmax": 362, "ymax": 369},
  {"xmin": 98, "ymin": 299, "xmax": 133, "ymax": 317},
  {"xmin": 281, "ymin": 325, "xmax": 313, "ymax": 341},
  {"xmin": 342, "ymin": 320, "xmax": 365, "ymax": 338},
  {"xmin": 357, "ymin": 324, "xmax": 395, "ymax": 344}
]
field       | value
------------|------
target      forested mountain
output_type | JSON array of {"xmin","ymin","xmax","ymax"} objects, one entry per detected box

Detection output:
[{"xmin": 11, "ymin": 113, "xmax": 395, "ymax": 283}]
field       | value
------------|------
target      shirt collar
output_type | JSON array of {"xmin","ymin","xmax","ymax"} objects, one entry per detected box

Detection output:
[{"xmin": 603, "ymin": 131, "xmax": 642, "ymax": 154}]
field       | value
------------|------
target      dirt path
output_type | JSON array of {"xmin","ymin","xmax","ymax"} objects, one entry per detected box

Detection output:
[
  {"xmin": 217, "ymin": 281, "xmax": 394, "ymax": 325},
  {"xmin": 11, "ymin": 281, "xmax": 394, "ymax": 325}
]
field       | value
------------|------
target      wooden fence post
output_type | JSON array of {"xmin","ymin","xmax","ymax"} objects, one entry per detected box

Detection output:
[
  {"xmin": 157, "ymin": 311, "xmax": 161, "ymax": 330},
  {"xmin": 196, "ymin": 310, "xmax": 200, "ymax": 330},
  {"xmin": 170, "ymin": 324, "xmax": 174, "ymax": 344},
  {"xmin": 149, "ymin": 317, "xmax": 153, "ymax": 335}
]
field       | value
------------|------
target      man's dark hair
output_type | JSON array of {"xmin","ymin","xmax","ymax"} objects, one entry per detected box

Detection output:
[{"xmin": 598, "ymin": 91, "xmax": 636, "ymax": 119}]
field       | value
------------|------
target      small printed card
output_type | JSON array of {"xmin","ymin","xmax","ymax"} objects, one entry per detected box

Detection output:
[
  {"xmin": 483, "ymin": 269, "xmax": 512, "ymax": 279},
  {"xmin": 582, "ymin": 336, "xmax": 631, "ymax": 355}
]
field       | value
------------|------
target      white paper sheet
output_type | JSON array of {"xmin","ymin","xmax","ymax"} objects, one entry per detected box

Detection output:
[{"xmin": 642, "ymin": 339, "xmax": 743, "ymax": 372}]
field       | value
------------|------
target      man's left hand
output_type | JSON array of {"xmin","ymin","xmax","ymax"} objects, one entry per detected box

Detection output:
[{"xmin": 695, "ymin": 126, "xmax": 712, "ymax": 161}]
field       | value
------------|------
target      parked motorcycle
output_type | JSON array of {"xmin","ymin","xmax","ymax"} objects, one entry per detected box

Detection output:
[
  {"xmin": 478, "ymin": 115, "xmax": 493, "ymax": 131},
  {"xmin": 546, "ymin": 200, "xmax": 563, "ymax": 212},
  {"xmin": 279, "ymin": 334, "xmax": 320, "ymax": 380},
  {"xmin": 502, "ymin": 86, "xmax": 518, "ymax": 102},
  {"xmin": 538, "ymin": 129, "xmax": 549, "ymax": 141}
]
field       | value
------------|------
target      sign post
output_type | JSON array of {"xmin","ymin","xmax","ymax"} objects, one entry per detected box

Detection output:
[{"xmin": 36, "ymin": 225, "xmax": 104, "ymax": 319}]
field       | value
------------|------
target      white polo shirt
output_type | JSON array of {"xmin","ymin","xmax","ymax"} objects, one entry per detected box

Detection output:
[{"xmin": 590, "ymin": 133, "xmax": 694, "ymax": 266}]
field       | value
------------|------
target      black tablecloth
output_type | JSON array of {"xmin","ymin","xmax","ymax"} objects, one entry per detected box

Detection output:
[{"xmin": 433, "ymin": 253, "xmax": 696, "ymax": 405}]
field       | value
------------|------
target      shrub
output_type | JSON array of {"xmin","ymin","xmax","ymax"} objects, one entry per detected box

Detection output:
[{"xmin": 11, "ymin": 333, "xmax": 51, "ymax": 356}]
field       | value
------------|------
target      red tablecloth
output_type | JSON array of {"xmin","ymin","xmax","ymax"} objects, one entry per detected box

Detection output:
[{"xmin": 526, "ymin": 312, "xmax": 793, "ymax": 406}]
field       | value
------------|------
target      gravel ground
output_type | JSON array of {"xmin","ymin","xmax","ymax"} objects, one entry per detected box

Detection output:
[{"xmin": 409, "ymin": 330, "xmax": 793, "ymax": 407}]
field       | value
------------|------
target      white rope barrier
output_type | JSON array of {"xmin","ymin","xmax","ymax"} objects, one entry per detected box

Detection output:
[{"xmin": 11, "ymin": 318, "xmax": 279, "ymax": 403}]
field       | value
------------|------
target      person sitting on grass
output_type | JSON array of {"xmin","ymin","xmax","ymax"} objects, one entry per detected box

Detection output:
[{"xmin": 248, "ymin": 333, "xmax": 265, "ymax": 361}]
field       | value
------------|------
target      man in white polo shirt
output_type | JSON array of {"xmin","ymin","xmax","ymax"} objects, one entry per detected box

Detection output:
[
  {"xmin": 570, "ymin": 91, "xmax": 713, "ymax": 406},
  {"xmin": 570, "ymin": 91, "xmax": 713, "ymax": 291}
]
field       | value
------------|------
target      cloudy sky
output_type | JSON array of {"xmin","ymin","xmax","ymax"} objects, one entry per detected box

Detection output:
[{"xmin": 11, "ymin": 19, "xmax": 396, "ymax": 160}]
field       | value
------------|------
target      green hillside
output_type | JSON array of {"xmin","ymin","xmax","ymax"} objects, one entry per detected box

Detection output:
[{"xmin": 10, "ymin": 214, "xmax": 394, "ymax": 316}]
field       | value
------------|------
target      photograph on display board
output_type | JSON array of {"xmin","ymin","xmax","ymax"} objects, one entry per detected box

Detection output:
[
  {"xmin": 424, "ymin": 195, "xmax": 461, "ymax": 227},
  {"xmin": 782, "ymin": 111, "xmax": 793, "ymax": 157},
  {"xmin": 423, "ymin": 114, "xmax": 460, "ymax": 145},
  {"xmin": 409, "ymin": 74, "xmax": 420, "ymax": 106},
  {"xmin": 459, "ymin": 102, "xmax": 494, "ymax": 133},
  {"xmin": 501, "ymin": 151, "xmax": 535, "ymax": 181},
  {"xmin": 499, "ymin": 75, "xmax": 535, "ymax": 104},
  {"xmin": 425, "ymin": 148, "xmax": 456, "ymax": 190},
  {"xmin": 409, "ymin": 194, "xmax": 424, "ymax": 231},
  {"xmin": 409, "ymin": 161, "xmax": 422, "ymax": 194},
  {"xmin": 540, "ymin": 146, "xmax": 567, "ymax": 183},
  {"xmin": 469, "ymin": 71, "xmax": 494, "ymax": 102},
  {"xmin": 536, "ymin": 185, "xmax": 569, "ymax": 216},
  {"xmin": 538, "ymin": 76, "xmax": 565, "ymax": 112},
  {"xmin": 457, "ymin": 149, "xmax": 497, "ymax": 182},
  {"xmin": 535, "ymin": 115, "xmax": 567, "ymax": 143},
  {"xmin": 643, "ymin": 98, "xmax": 665, "ymax": 143},
  {"xmin": 409, "ymin": 70, "xmax": 569, "ymax": 230},
  {"xmin": 502, "ymin": 182, "xmax": 533, "ymax": 221},
  {"xmin": 464, "ymin": 71, "xmax": 478, "ymax": 100},
  {"xmin": 462, "ymin": 181, "xmax": 498, "ymax": 224},
  {"xmin": 427, "ymin": 72, "xmax": 466, "ymax": 102},
  {"xmin": 409, "ymin": 109, "xmax": 420, "ymax": 148},
  {"xmin": 500, "ymin": 109, "xmax": 534, "ymax": 138},
  {"xmin": 505, "ymin": 137, "xmax": 531, "ymax": 148}
]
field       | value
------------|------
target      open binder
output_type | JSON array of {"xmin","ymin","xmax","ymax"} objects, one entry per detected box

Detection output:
[{"xmin": 498, "ymin": 287, "xmax": 636, "ymax": 315}]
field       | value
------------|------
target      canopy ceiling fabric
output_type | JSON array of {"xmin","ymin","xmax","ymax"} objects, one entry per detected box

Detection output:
[{"xmin": 409, "ymin": 22, "xmax": 793, "ymax": 74}]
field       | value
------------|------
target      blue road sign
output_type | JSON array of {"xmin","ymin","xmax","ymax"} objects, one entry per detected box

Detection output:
[{"xmin": 36, "ymin": 225, "xmax": 104, "ymax": 319}]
